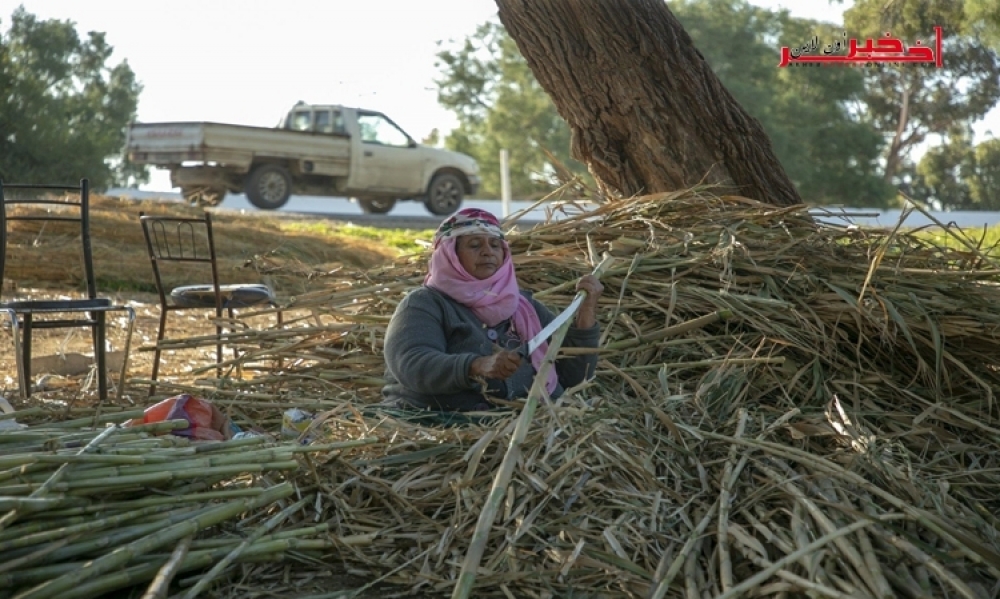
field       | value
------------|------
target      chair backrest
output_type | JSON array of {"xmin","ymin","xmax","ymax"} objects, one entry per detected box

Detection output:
[
  {"xmin": 138, "ymin": 211, "xmax": 221, "ymax": 308},
  {"xmin": 0, "ymin": 179, "xmax": 96, "ymax": 301}
]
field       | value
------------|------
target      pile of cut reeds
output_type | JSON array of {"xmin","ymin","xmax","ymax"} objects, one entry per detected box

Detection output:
[
  {"xmin": 0, "ymin": 409, "xmax": 377, "ymax": 599},
  {"xmin": 210, "ymin": 188, "xmax": 1000, "ymax": 417},
  {"xmin": 172, "ymin": 188, "xmax": 1000, "ymax": 598}
]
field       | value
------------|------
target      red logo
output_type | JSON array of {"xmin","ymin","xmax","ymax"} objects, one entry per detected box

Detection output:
[{"xmin": 778, "ymin": 26, "xmax": 943, "ymax": 68}]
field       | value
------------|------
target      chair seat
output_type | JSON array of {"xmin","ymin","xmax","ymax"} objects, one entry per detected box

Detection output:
[
  {"xmin": 170, "ymin": 284, "xmax": 276, "ymax": 308},
  {"xmin": 0, "ymin": 298, "xmax": 113, "ymax": 312}
]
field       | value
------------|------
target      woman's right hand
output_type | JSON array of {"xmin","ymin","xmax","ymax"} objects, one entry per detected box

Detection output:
[{"xmin": 470, "ymin": 350, "xmax": 522, "ymax": 380}]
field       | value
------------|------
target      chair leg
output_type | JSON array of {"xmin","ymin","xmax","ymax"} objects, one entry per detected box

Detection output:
[
  {"xmin": 149, "ymin": 309, "xmax": 169, "ymax": 397},
  {"xmin": 22, "ymin": 314, "xmax": 32, "ymax": 399},
  {"xmin": 227, "ymin": 307, "xmax": 240, "ymax": 375},
  {"xmin": 116, "ymin": 307, "xmax": 136, "ymax": 404},
  {"xmin": 2, "ymin": 309, "xmax": 27, "ymax": 399},
  {"xmin": 215, "ymin": 308, "xmax": 225, "ymax": 380},
  {"xmin": 94, "ymin": 312, "xmax": 108, "ymax": 401}
]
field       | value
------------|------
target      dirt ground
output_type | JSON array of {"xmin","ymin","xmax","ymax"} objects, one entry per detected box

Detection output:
[
  {"xmin": 0, "ymin": 194, "xmax": 400, "ymax": 409},
  {"xmin": 0, "ymin": 285, "xmax": 284, "ymax": 405}
]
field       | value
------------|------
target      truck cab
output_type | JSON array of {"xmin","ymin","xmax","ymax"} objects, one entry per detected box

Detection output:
[{"xmin": 277, "ymin": 103, "xmax": 480, "ymax": 214}]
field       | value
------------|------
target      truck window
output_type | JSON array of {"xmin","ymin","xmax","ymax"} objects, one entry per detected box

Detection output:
[
  {"xmin": 290, "ymin": 111, "xmax": 312, "ymax": 132},
  {"xmin": 314, "ymin": 110, "xmax": 346, "ymax": 134},
  {"xmin": 357, "ymin": 113, "xmax": 410, "ymax": 147},
  {"xmin": 315, "ymin": 111, "xmax": 332, "ymax": 133}
]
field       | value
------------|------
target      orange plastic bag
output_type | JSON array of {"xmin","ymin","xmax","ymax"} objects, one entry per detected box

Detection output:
[{"xmin": 133, "ymin": 394, "xmax": 233, "ymax": 441}]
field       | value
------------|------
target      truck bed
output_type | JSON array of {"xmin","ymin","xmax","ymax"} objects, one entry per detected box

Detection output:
[{"xmin": 126, "ymin": 122, "xmax": 351, "ymax": 177}]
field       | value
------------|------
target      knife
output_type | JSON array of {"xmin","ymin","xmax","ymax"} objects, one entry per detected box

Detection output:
[
  {"xmin": 522, "ymin": 294, "xmax": 585, "ymax": 355},
  {"xmin": 518, "ymin": 254, "xmax": 614, "ymax": 356}
]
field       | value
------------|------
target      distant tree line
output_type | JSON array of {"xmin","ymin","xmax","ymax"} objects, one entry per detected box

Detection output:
[
  {"xmin": 2, "ymin": 1, "xmax": 998, "ymax": 209},
  {"xmin": 0, "ymin": 6, "xmax": 146, "ymax": 189},
  {"xmin": 436, "ymin": 0, "xmax": 1000, "ymax": 209}
]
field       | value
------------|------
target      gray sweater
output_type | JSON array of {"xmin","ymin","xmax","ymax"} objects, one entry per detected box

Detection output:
[{"xmin": 381, "ymin": 286, "xmax": 600, "ymax": 411}]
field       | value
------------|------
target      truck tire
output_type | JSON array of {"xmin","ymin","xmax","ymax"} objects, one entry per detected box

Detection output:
[
  {"xmin": 182, "ymin": 187, "xmax": 227, "ymax": 207},
  {"xmin": 358, "ymin": 198, "xmax": 396, "ymax": 214},
  {"xmin": 245, "ymin": 164, "xmax": 292, "ymax": 210},
  {"xmin": 424, "ymin": 173, "xmax": 464, "ymax": 216}
]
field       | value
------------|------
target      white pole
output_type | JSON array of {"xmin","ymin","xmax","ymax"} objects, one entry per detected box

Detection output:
[{"xmin": 499, "ymin": 148, "xmax": 512, "ymax": 218}]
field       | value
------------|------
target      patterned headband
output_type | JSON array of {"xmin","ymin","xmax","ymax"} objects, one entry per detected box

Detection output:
[{"xmin": 432, "ymin": 208, "xmax": 504, "ymax": 247}]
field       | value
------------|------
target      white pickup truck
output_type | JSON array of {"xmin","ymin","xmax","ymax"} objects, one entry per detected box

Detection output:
[{"xmin": 125, "ymin": 102, "xmax": 480, "ymax": 215}]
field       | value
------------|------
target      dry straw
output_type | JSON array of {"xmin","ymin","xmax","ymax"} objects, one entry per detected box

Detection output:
[
  {"xmin": 177, "ymin": 187, "xmax": 997, "ymax": 598},
  {"xmin": 0, "ymin": 194, "xmax": 391, "ymax": 295},
  {"xmin": 6, "ymin": 187, "xmax": 1000, "ymax": 597}
]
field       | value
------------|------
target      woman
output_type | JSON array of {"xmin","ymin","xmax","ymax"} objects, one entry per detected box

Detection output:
[{"xmin": 382, "ymin": 208, "xmax": 604, "ymax": 412}]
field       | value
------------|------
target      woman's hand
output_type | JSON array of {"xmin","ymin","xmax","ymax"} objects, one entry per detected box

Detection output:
[
  {"xmin": 574, "ymin": 274, "xmax": 604, "ymax": 329},
  {"xmin": 470, "ymin": 350, "xmax": 522, "ymax": 380}
]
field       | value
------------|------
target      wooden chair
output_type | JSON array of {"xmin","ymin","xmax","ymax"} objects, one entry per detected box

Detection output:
[
  {"xmin": 139, "ymin": 211, "xmax": 281, "ymax": 394},
  {"xmin": 0, "ymin": 179, "xmax": 136, "ymax": 400}
]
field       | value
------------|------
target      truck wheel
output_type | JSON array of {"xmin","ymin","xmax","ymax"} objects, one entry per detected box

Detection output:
[
  {"xmin": 424, "ymin": 173, "xmax": 464, "ymax": 216},
  {"xmin": 182, "ymin": 187, "xmax": 227, "ymax": 207},
  {"xmin": 245, "ymin": 164, "xmax": 292, "ymax": 210},
  {"xmin": 358, "ymin": 198, "xmax": 396, "ymax": 214}
]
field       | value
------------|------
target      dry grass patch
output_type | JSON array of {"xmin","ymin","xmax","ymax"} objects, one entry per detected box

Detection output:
[{"xmin": 2, "ymin": 194, "xmax": 397, "ymax": 298}]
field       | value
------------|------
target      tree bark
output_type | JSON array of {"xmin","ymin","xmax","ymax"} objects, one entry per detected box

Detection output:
[
  {"xmin": 884, "ymin": 84, "xmax": 910, "ymax": 183},
  {"xmin": 495, "ymin": 0, "xmax": 802, "ymax": 206}
]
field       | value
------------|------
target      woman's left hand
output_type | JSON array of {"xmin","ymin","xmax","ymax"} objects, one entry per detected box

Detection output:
[{"xmin": 575, "ymin": 274, "xmax": 604, "ymax": 328}]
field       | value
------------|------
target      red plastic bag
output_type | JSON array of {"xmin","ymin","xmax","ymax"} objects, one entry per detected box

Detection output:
[{"xmin": 133, "ymin": 394, "xmax": 232, "ymax": 441}]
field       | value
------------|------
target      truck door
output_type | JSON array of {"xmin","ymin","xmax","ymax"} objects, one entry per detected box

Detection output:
[{"xmin": 353, "ymin": 112, "xmax": 425, "ymax": 194}]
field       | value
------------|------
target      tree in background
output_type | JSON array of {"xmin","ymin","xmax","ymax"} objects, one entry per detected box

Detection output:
[
  {"xmin": 436, "ymin": 22, "xmax": 584, "ymax": 200},
  {"xmin": 677, "ymin": 0, "xmax": 893, "ymax": 206},
  {"xmin": 843, "ymin": 1, "xmax": 1000, "ymax": 186},
  {"xmin": 910, "ymin": 132, "xmax": 1000, "ymax": 209},
  {"xmin": 0, "ymin": 7, "xmax": 146, "ymax": 189},
  {"xmin": 436, "ymin": 0, "xmax": 893, "ymax": 207},
  {"xmin": 970, "ymin": 139, "xmax": 1000, "ymax": 207},
  {"xmin": 421, "ymin": 128, "xmax": 442, "ymax": 146},
  {"xmin": 965, "ymin": 0, "xmax": 1000, "ymax": 51}
]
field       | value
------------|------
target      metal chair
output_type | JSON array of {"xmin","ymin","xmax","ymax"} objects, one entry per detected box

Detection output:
[
  {"xmin": 139, "ymin": 211, "xmax": 281, "ymax": 394},
  {"xmin": 0, "ymin": 179, "xmax": 136, "ymax": 401}
]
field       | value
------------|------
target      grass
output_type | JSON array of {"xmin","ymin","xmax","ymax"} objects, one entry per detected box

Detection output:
[
  {"xmin": 279, "ymin": 221, "xmax": 436, "ymax": 255},
  {"xmin": 913, "ymin": 222, "xmax": 1000, "ymax": 257},
  {"xmin": 3, "ymin": 195, "xmax": 415, "ymax": 296}
]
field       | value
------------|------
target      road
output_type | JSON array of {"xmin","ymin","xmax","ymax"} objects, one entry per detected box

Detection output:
[
  {"xmin": 106, "ymin": 189, "xmax": 1000, "ymax": 231},
  {"xmin": 106, "ymin": 189, "xmax": 592, "ymax": 229}
]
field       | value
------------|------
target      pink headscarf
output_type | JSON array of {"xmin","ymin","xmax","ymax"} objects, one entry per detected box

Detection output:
[{"xmin": 425, "ymin": 210, "xmax": 559, "ymax": 395}]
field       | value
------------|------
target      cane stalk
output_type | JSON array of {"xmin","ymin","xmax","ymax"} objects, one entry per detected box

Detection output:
[
  {"xmin": 11, "ymin": 482, "xmax": 294, "ymax": 599},
  {"xmin": 0, "ymin": 423, "xmax": 121, "ymax": 532},
  {"xmin": 452, "ymin": 254, "xmax": 613, "ymax": 599},
  {"xmin": 179, "ymin": 495, "xmax": 310, "ymax": 599},
  {"xmin": 140, "ymin": 536, "xmax": 192, "ymax": 599}
]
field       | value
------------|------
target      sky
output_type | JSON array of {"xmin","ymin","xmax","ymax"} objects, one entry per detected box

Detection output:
[{"xmin": 3, "ymin": 0, "xmax": 998, "ymax": 191}]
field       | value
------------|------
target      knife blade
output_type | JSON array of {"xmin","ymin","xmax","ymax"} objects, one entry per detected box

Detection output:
[
  {"xmin": 523, "ymin": 294, "xmax": 585, "ymax": 355},
  {"xmin": 514, "ymin": 253, "xmax": 614, "ymax": 358}
]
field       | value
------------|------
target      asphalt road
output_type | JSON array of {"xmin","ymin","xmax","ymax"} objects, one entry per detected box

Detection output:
[
  {"xmin": 108, "ymin": 188, "xmax": 584, "ymax": 229},
  {"xmin": 107, "ymin": 188, "xmax": 1000, "ymax": 231}
]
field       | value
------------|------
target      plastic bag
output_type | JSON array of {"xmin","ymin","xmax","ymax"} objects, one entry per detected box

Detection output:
[
  {"xmin": 281, "ymin": 408, "xmax": 315, "ymax": 443},
  {"xmin": 0, "ymin": 396, "xmax": 26, "ymax": 431},
  {"xmin": 133, "ymin": 394, "xmax": 234, "ymax": 441}
]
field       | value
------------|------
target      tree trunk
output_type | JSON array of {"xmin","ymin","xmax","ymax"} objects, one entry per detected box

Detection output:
[
  {"xmin": 495, "ymin": 0, "xmax": 802, "ymax": 206},
  {"xmin": 884, "ymin": 83, "xmax": 912, "ymax": 183}
]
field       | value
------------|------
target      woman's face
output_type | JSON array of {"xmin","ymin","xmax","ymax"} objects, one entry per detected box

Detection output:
[{"xmin": 455, "ymin": 234, "xmax": 505, "ymax": 280}]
